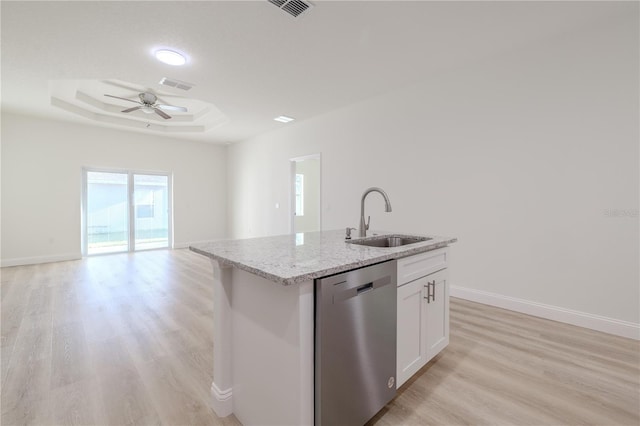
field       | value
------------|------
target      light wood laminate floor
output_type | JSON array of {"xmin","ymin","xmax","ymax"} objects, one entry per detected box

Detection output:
[{"xmin": 1, "ymin": 250, "xmax": 639, "ymax": 426}]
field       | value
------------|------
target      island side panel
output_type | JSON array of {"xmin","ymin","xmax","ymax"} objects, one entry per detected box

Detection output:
[
  {"xmin": 211, "ymin": 260, "xmax": 234, "ymax": 417},
  {"xmin": 299, "ymin": 278, "xmax": 314, "ymax": 426},
  {"xmin": 231, "ymin": 268, "xmax": 314, "ymax": 426}
]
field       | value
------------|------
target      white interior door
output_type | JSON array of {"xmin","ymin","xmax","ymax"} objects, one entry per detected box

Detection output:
[{"xmin": 290, "ymin": 154, "xmax": 321, "ymax": 234}]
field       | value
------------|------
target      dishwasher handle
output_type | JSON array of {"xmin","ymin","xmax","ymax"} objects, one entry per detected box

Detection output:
[
  {"xmin": 357, "ymin": 282, "xmax": 373, "ymax": 294},
  {"xmin": 333, "ymin": 275, "xmax": 391, "ymax": 303}
]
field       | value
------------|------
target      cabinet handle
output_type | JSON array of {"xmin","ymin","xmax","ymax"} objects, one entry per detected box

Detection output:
[
  {"xmin": 424, "ymin": 280, "xmax": 435, "ymax": 303},
  {"xmin": 423, "ymin": 281, "xmax": 436, "ymax": 303}
]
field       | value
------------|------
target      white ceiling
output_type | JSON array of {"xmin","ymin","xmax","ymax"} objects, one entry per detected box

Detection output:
[{"xmin": 0, "ymin": 1, "xmax": 626, "ymax": 144}]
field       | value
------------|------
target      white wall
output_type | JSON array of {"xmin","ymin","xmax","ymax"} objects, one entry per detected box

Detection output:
[
  {"xmin": 1, "ymin": 112, "xmax": 227, "ymax": 265},
  {"xmin": 227, "ymin": 12, "xmax": 639, "ymax": 327}
]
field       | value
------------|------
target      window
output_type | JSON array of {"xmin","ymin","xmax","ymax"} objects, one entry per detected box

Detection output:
[{"xmin": 295, "ymin": 173, "xmax": 304, "ymax": 216}]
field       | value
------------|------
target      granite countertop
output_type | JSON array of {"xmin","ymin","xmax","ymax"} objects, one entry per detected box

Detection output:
[{"xmin": 189, "ymin": 229, "xmax": 457, "ymax": 285}]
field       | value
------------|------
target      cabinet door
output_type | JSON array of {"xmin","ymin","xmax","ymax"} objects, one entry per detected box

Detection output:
[
  {"xmin": 424, "ymin": 268, "xmax": 450, "ymax": 362},
  {"xmin": 396, "ymin": 277, "xmax": 428, "ymax": 387}
]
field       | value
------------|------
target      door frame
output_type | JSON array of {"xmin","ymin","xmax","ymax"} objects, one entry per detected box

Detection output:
[
  {"xmin": 289, "ymin": 154, "xmax": 322, "ymax": 234},
  {"xmin": 82, "ymin": 167, "xmax": 173, "ymax": 256}
]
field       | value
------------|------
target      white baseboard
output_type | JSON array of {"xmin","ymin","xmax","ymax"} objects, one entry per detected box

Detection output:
[
  {"xmin": 451, "ymin": 285, "xmax": 640, "ymax": 341},
  {"xmin": 1, "ymin": 252, "xmax": 82, "ymax": 267},
  {"xmin": 210, "ymin": 381, "xmax": 233, "ymax": 418}
]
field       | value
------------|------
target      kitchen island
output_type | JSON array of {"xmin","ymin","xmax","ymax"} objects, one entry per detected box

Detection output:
[{"xmin": 190, "ymin": 229, "xmax": 457, "ymax": 425}]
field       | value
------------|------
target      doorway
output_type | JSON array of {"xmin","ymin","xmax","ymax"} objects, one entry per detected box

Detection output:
[
  {"xmin": 290, "ymin": 154, "xmax": 321, "ymax": 234},
  {"xmin": 83, "ymin": 169, "xmax": 172, "ymax": 255}
]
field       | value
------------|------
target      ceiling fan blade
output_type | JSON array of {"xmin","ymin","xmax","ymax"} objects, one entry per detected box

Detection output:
[
  {"xmin": 156, "ymin": 104, "xmax": 187, "ymax": 112},
  {"xmin": 153, "ymin": 108, "xmax": 172, "ymax": 119},
  {"xmin": 122, "ymin": 106, "xmax": 143, "ymax": 113},
  {"xmin": 104, "ymin": 94, "xmax": 141, "ymax": 104}
]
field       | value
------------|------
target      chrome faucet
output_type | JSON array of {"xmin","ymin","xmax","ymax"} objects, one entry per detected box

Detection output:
[{"xmin": 359, "ymin": 187, "xmax": 392, "ymax": 237}]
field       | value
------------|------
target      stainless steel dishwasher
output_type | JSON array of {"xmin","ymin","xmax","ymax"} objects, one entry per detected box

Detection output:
[{"xmin": 315, "ymin": 260, "xmax": 397, "ymax": 426}]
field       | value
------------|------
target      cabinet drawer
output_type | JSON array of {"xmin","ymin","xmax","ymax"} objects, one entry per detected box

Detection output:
[{"xmin": 397, "ymin": 247, "xmax": 448, "ymax": 286}]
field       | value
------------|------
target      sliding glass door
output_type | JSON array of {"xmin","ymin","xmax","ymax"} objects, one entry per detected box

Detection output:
[
  {"xmin": 134, "ymin": 174, "xmax": 169, "ymax": 250},
  {"xmin": 84, "ymin": 169, "xmax": 171, "ymax": 255},
  {"xmin": 86, "ymin": 171, "xmax": 129, "ymax": 254}
]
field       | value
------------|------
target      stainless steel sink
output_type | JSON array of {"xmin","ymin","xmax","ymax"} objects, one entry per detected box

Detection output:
[{"xmin": 347, "ymin": 234, "xmax": 431, "ymax": 248}]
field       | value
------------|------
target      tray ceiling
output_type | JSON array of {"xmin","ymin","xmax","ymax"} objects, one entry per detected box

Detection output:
[{"xmin": 0, "ymin": 1, "xmax": 630, "ymax": 144}]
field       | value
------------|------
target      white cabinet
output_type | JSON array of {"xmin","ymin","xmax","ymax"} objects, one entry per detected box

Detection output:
[
  {"xmin": 396, "ymin": 248, "xmax": 450, "ymax": 388},
  {"xmin": 397, "ymin": 276, "xmax": 428, "ymax": 385},
  {"xmin": 424, "ymin": 268, "xmax": 449, "ymax": 361}
]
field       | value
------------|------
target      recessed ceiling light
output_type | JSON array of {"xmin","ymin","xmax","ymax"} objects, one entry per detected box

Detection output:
[
  {"xmin": 154, "ymin": 49, "xmax": 187, "ymax": 66},
  {"xmin": 274, "ymin": 115, "xmax": 295, "ymax": 123}
]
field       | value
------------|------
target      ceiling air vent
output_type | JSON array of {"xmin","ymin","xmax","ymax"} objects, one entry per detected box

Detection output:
[
  {"xmin": 159, "ymin": 77, "xmax": 194, "ymax": 91},
  {"xmin": 268, "ymin": 0, "xmax": 313, "ymax": 18}
]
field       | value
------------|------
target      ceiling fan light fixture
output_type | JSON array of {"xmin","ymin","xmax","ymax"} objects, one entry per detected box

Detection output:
[
  {"xmin": 142, "ymin": 106, "xmax": 156, "ymax": 114},
  {"xmin": 154, "ymin": 49, "xmax": 187, "ymax": 66}
]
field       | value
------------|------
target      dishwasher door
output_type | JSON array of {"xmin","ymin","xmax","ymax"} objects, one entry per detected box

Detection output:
[{"xmin": 315, "ymin": 260, "xmax": 397, "ymax": 426}]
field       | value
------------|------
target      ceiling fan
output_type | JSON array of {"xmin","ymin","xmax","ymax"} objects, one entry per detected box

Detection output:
[{"xmin": 104, "ymin": 92, "xmax": 187, "ymax": 119}]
